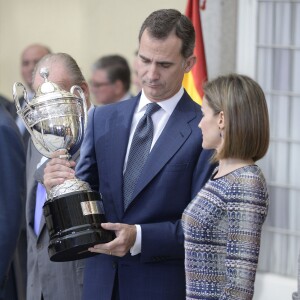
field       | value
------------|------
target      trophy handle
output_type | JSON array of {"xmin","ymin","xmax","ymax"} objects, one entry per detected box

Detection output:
[
  {"xmin": 12, "ymin": 82, "xmax": 50, "ymax": 157},
  {"xmin": 13, "ymin": 82, "xmax": 28, "ymax": 113},
  {"xmin": 70, "ymin": 85, "xmax": 88, "ymax": 131},
  {"xmin": 12, "ymin": 82, "xmax": 37, "ymax": 137}
]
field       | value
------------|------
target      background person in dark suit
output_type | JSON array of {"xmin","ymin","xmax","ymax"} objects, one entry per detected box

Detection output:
[
  {"xmin": 44, "ymin": 9, "xmax": 214, "ymax": 300},
  {"xmin": 26, "ymin": 52, "xmax": 90, "ymax": 300},
  {"xmin": 0, "ymin": 102, "xmax": 25, "ymax": 300},
  {"xmin": 89, "ymin": 54, "xmax": 132, "ymax": 106}
]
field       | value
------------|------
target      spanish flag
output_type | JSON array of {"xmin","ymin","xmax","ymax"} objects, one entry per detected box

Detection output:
[{"xmin": 182, "ymin": 0, "xmax": 207, "ymax": 105}]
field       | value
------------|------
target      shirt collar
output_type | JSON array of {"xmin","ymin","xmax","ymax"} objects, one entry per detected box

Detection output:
[{"xmin": 119, "ymin": 91, "xmax": 132, "ymax": 102}]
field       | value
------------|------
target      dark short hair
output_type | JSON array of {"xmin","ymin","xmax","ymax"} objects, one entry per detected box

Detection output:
[
  {"xmin": 203, "ymin": 74, "xmax": 270, "ymax": 162},
  {"xmin": 92, "ymin": 55, "xmax": 131, "ymax": 92},
  {"xmin": 138, "ymin": 9, "xmax": 195, "ymax": 58}
]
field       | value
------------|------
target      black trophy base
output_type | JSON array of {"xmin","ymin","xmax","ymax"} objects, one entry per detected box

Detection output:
[{"xmin": 43, "ymin": 190, "xmax": 115, "ymax": 262}]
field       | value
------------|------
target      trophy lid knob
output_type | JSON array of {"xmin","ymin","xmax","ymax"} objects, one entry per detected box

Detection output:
[
  {"xmin": 40, "ymin": 67, "xmax": 49, "ymax": 82},
  {"xmin": 38, "ymin": 67, "xmax": 57, "ymax": 94},
  {"xmin": 30, "ymin": 67, "xmax": 83, "ymax": 106}
]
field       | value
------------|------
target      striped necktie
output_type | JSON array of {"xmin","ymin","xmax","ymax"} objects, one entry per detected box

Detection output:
[{"xmin": 123, "ymin": 103, "xmax": 160, "ymax": 210}]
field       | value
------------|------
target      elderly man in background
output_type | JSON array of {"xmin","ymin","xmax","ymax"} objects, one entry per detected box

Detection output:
[
  {"xmin": 26, "ymin": 52, "xmax": 90, "ymax": 300},
  {"xmin": 21, "ymin": 44, "xmax": 51, "ymax": 99},
  {"xmin": 16, "ymin": 44, "xmax": 51, "ymax": 146}
]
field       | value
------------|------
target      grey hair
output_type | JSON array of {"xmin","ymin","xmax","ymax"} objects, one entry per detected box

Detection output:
[{"xmin": 33, "ymin": 53, "xmax": 86, "ymax": 87}]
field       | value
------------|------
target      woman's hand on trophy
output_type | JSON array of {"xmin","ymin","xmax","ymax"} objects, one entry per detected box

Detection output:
[
  {"xmin": 88, "ymin": 222, "xmax": 137, "ymax": 257},
  {"xmin": 44, "ymin": 149, "xmax": 76, "ymax": 191}
]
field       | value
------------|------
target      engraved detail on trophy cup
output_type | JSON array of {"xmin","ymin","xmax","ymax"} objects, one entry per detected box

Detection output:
[
  {"xmin": 49, "ymin": 178, "xmax": 92, "ymax": 199},
  {"xmin": 13, "ymin": 68, "xmax": 114, "ymax": 262}
]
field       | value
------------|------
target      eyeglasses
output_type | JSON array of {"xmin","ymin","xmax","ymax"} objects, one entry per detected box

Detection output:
[{"xmin": 89, "ymin": 81, "xmax": 113, "ymax": 89}]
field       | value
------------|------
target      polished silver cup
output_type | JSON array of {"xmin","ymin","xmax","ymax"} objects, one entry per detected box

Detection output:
[{"xmin": 13, "ymin": 68, "xmax": 114, "ymax": 261}]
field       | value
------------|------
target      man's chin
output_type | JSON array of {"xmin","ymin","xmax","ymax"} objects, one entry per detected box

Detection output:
[{"xmin": 143, "ymin": 87, "xmax": 162, "ymax": 100}]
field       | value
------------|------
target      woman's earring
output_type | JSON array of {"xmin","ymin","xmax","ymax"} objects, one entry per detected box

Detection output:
[{"xmin": 219, "ymin": 128, "xmax": 223, "ymax": 138}]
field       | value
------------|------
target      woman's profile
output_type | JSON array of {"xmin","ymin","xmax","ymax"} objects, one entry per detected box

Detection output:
[{"xmin": 182, "ymin": 73, "xmax": 270, "ymax": 299}]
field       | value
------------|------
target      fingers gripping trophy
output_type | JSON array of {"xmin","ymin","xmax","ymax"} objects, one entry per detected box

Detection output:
[{"xmin": 13, "ymin": 68, "xmax": 114, "ymax": 262}]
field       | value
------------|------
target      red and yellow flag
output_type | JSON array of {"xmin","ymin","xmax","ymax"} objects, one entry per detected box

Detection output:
[{"xmin": 182, "ymin": 0, "xmax": 207, "ymax": 105}]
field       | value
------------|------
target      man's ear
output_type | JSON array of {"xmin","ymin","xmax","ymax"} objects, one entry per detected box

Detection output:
[
  {"xmin": 79, "ymin": 81, "xmax": 91, "ymax": 109},
  {"xmin": 183, "ymin": 55, "xmax": 196, "ymax": 73},
  {"xmin": 113, "ymin": 80, "xmax": 123, "ymax": 96}
]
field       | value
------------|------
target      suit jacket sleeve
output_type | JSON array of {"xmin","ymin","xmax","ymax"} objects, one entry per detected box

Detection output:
[
  {"xmin": 140, "ymin": 149, "xmax": 215, "ymax": 263},
  {"xmin": 0, "ymin": 117, "xmax": 25, "ymax": 293}
]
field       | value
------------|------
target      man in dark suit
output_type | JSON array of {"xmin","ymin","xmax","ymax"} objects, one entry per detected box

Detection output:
[
  {"xmin": 0, "ymin": 102, "xmax": 25, "ymax": 300},
  {"xmin": 44, "ymin": 9, "xmax": 214, "ymax": 300},
  {"xmin": 26, "ymin": 53, "xmax": 90, "ymax": 300}
]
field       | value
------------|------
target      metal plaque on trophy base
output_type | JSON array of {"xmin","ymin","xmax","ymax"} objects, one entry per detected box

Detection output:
[{"xmin": 13, "ymin": 68, "xmax": 114, "ymax": 262}]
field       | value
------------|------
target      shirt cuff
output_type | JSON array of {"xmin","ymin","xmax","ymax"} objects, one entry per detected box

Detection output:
[{"xmin": 130, "ymin": 224, "xmax": 141, "ymax": 256}]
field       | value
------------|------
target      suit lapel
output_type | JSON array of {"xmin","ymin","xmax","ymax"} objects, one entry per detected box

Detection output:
[
  {"xmin": 104, "ymin": 98, "xmax": 138, "ymax": 219},
  {"xmin": 129, "ymin": 94, "xmax": 197, "ymax": 205}
]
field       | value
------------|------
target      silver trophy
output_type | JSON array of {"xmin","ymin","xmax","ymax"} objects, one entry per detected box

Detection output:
[{"xmin": 13, "ymin": 68, "xmax": 114, "ymax": 262}]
